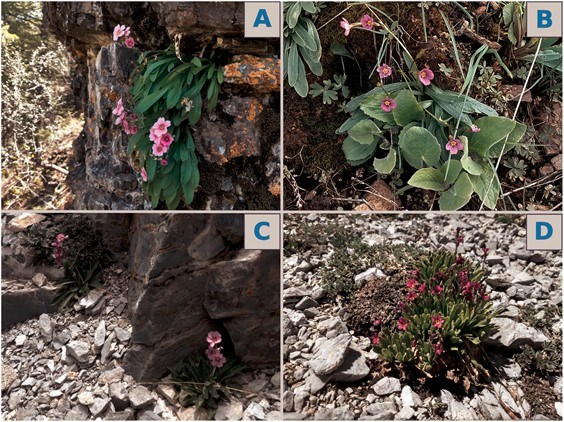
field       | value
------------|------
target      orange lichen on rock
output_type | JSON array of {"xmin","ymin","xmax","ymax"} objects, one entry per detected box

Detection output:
[
  {"xmin": 223, "ymin": 55, "xmax": 280, "ymax": 94},
  {"xmin": 268, "ymin": 182, "xmax": 280, "ymax": 197}
]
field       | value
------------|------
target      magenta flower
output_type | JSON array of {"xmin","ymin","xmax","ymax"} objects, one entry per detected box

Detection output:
[
  {"xmin": 418, "ymin": 68, "xmax": 434, "ymax": 86},
  {"xmin": 56, "ymin": 234, "xmax": 68, "ymax": 243},
  {"xmin": 360, "ymin": 14, "xmax": 375, "ymax": 30},
  {"xmin": 432, "ymin": 285, "xmax": 443, "ymax": 295},
  {"xmin": 381, "ymin": 97, "xmax": 397, "ymax": 112},
  {"xmin": 152, "ymin": 117, "xmax": 171, "ymax": 138},
  {"xmin": 125, "ymin": 37, "xmax": 135, "ymax": 48},
  {"xmin": 160, "ymin": 133, "xmax": 174, "ymax": 148},
  {"xmin": 406, "ymin": 279, "xmax": 418, "ymax": 290},
  {"xmin": 431, "ymin": 314, "xmax": 444, "ymax": 329},
  {"xmin": 129, "ymin": 125, "xmax": 138, "ymax": 135},
  {"xmin": 470, "ymin": 124, "xmax": 481, "ymax": 133},
  {"xmin": 372, "ymin": 333, "xmax": 380, "ymax": 345},
  {"xmin": 141, "ymin": 168, "xmax": 148, "ymax": 182},
  {"xmin": 206, "ymin": 331, "xmax": 222, "ymax": 347},
  {"xmin": 152, "ymin": 143, "xmax": 167, "ymax": 157},
  {"xmin": 374, "ymin": 319, "xmax": 381, "ymax": 326},
  {"xmin": 445, "ymin": 137, "xmax": 464, "ymax": 154},
  {"xmin": 377, "ymin": 64, "xmax": 392, "ymax": 79},
  {"xmin": 161, "ymin": 159, "xmax": 168, "ymax": 166},
  {"xmin": 398, "ymin": 302, "xmax": 406, "ymax": 310},
  {"xmin": 417, "ymin": 283, "xmax": 426, "ymax": 293},
  {"xmin": 433, "ymin": 342, "xmax": 444, "ymax": 355},
  {"xmin": 340, "ymin": 18, "xmax": 351, "ymax": 36},
  {"xmin": 205, "ymin": 347, "xmax": 219, "ymax": 358},
  {"xmin": 406, "ymin": 291, "xmax": 418, "ymax": 302},
  {"xmin": 210, "ymin": 353, "xmax": 227, "ymax": 368},
  {"xmin": 397, "ymin": 317, "xmax": 408, "ymax": 331}
]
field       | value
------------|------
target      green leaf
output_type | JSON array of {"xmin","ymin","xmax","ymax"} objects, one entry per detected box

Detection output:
[
  {"xmin": 438, "ymin": 172, "xmax": 473, "ymax": 210},
  {"xmin": 146, "ymin": 158, "xmax": 157, "ymax": 182},
  {"xmin": 373, "ymin": 149, "xmax": 397, "ymax": 174},
  {"xmin": 299, "ymin": 45, "xmax": 323, "ymax": 75},
  {"xmin": 191, "ymin": 57, "xmax": 202, "ymax": 67},
  {"xmin": 360, "ymin": 94, "xmax": 395, "ymax": 123},
  {"xmin": 487, "ymin": 121, "xmax": 527, "ymax": 158},
  {"xmin": 293, "ymin": 21, "xmax": 317, "ymax": 51},
  {"xmin": 468, "ymin": 116, "xmax": 516, "ymax": 157},
  {"xmin": 188, "ymin": 95, "xmax": 202, "ymax": 126},
  {"xmin": 181, "ymin": 160, "xmax": 192, "ymax": 184},
  {"xmin": 398, "ymin": 127, "xmax": 441, "ymax": 169},
  {"xmin": 336, "ymin": 109, "xmax": 367, "ymax": 134},
  {"xmin": 407, "ymin": 168, "xmax": 448, "ymax": 191},
  {"xmin": 135, "ymin": 87, "xmax": 168, "ymax": 114},
  {"xmin": 440, "ymin": 159, "xmax": 462, "ymax": 184},
  {"xmin": 392, "ymin": 90, "xmax": 424, "ymax": 126},
  {"xmin": 347, "ymin": 119, "xmax": 380, "ymax": 145},
  {"xmin": 342, "ymin": 136, "xmax": 377, "ymax": 164},
  {"xmin": 286, "ymin": 2, "xmax": 302, "ymax": 28},
  {"xmin": 330, "ymin": 42, "xmax": 354, "ymax": 60},
  {"xmin": 468, "ymin": 162, "xmax": 500, "ymax": 210},
  {"xmin": 216, "ymin": 67, "xmax": 224, "ymax": 84}
]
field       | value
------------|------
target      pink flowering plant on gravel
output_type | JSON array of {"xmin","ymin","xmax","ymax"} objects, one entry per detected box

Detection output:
[
  {"xmin": 111, "ymin": 26, "xmax": 224, "ymax": 209},
  {"xmin": 170, "ymin": 331, "xmax": 246, "ymax": 418},
  {"xmin": 373, "ymin": 247, "xmax": 497, "ymax": 386}
]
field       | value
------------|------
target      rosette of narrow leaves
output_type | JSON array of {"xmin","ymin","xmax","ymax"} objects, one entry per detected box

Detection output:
[
  {"xmin": 284, "ymin": 2, "xmax": 323, "ymax": 97},
  {"xmin": 128, "ymin": 49, "xmax": 223, "ymax": 209},
  {"xmin": 374, "ymin": 251, "xmax": 496, "ymax": 382},
  {"xmin": 170, "ymin": 354, "xmax": 246, "ymax": 418}
]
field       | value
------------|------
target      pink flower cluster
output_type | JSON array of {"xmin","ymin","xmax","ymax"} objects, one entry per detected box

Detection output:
[
  {"xmin": 113, "ymin": 24, "xmax": 135, "ymax": 48},
  {"xmin": 52, "ymin": 233, "xmax": 68, "ymax": 266},
  {"xmin": 206, "ymin": 331, "xmax": 227, "ymax": 368},
  {"xmin": 149, "ymin": 118, "xmax": 175, "ymax": 157},
  {"xmin": 112, "ymin": 98, "xmax": 138, "ymax": 135}
]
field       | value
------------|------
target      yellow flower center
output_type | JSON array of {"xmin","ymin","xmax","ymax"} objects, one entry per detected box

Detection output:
[
  {"xmin": 450, "ymin": 141, "xmax": 457, "ymax": 147},
  {"xmin": 385, "ymin": 101, "xmax": 390, "ymax": 106},
  {"xmin": 421, "ymin": 71, "xmax": 427, "ymax": 78}
]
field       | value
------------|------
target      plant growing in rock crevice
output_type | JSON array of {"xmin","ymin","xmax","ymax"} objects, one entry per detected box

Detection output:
[
  {"xmin": 373, "ymin": 248, "xmax": 496, "ymax": 388},
  {"xmin": 112, "ymin": 25, "xmax": 224, "ymax": 209},
  {"xmin": 170, "ymin": 331, "xmax": 246, "ymax": 418}
]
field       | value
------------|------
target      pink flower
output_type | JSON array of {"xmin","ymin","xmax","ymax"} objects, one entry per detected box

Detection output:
[
  {"xmin": 418, "ymin": 68, "xmax": 434, "ymax": 86},
  {"xmin": 159, "ymin": 132, "xmax": 174, "ymax": 148},
  {"xmin": 431, "ymin": 314, "xmax": 444, "ymax": 329},
  {"xmin": 152, "ymin": 143, "xmax": 167, "ymax": 157},
  {"xmin": 377, "ymin": 64, "xmax": 392, "ymax": 79},
  {"xmin": 124, "ymin": 27, "xmax": 131, "ymax": 37},
  {"xmin": 210, "ymin": 353, "xmax": 227, "ymax": 368},
  {"xmin": 161, "ymin": 159, "xmax": 168, "ymax": 166},
  {"xmin": 432, "ymin": 285, "xmax": 443, "ymax": 295},
  {"xmin": 445, "ymin": 137, "xmax": 463, "ymax": 154},
  {"xmin": 406, "ymin": 291, "xmax": 418, "ymax": 302},
  {"xmin": 455, "ymin": 255, "xmax": 465, "ymax": 265},
  {"xmin": 418, "ymin": 283, "xmax": 426, "ymax": 292},
  {"xmin": 129, "ymin": 125, "xmax": 138, "ymax": 135},
  {"xmin": 115, "ymin": 112, "xmax": 126, "ymax": 125},
  {"xmin": 141, "ymin": 168, "xmax": 148, "ymax": 182},
  {"xmin": 112, "ymin": 98, "xmax": 124, "ymax": 117},
  {"xmin": 340, "ymin": 18, "xmax": 351, "ymax": 36},
  {"xmin": 433, "ymin": 342, "xmax": 444, "ymax": 355},
  {"xmin": 470, "ymin": 124, "xmax": 481, "ymax": 133},
  {"xmin": 56, "ymin": 234, "xmax": 68, "ymax": 243},
  {"xmin": 397, "ymin": 317, "xmax": 408, "ymax": 331},
  {"xmin": 360, "ymin": 14, "xmax": 374, "ymax": 30},
  {"xmin": 406, "ymin": 279, "xmax": 418, "ymax": 290},
  {"xmin": 130, "ymin": 113, "xmax": 138, "ymax": 121},
  {"xmin": 398, "ymin": 302, "xmax": 406, "ymax": 310},
  {"xmin": 374, "ymin": 319, "xmax": 381, "ymax": 326},
  {"xmin": 122, "ymin": 119, "xmax": 130, "ymax": 134},
  {"xmin": 152, "ymin": 117, "xmax": 171, "ymax": 138},
  {"xmin": 372, "ymin": 333, "xmax": 380, "ymax": 345},
  {"xmin": 113, "ymin": 24, "xmax": 126, "ymax": 41},
  {"xmin": 205, "ymin": 347, "xmax": 220, "ymax": 358},
  {"xmin": 149, "ymin": 127, "xmax": 160, "ymax": 143},
  {"xmin": 206, "ymin": 331, "xmax": 222, "ymax": 347},
  {"xmin": 381, "ymin": 97, "xmax": 397, "ymax": 112},
  {"xmin": 125, "ymin": 37, "xmax": 135, "ymax": 48}
]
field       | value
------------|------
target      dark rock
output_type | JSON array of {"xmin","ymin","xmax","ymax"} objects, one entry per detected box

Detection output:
[
  {"xmin": 1, "ymin": 282, "xmax": 59, "ymax": 330},
  {"xmin": 128, "ymin": 386, "xmax": 156, "ymax": 409}
]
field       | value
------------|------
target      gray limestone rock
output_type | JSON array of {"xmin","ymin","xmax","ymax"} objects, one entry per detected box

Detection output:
[
  {"xmin": 128, "ymin": 386, "xmax": 156, "ymax": 409},
  {"xmin": 309, "ymin": 334, "xmax": 352, "ymax": 376},
  {"xmin": 373, "ymin": 377, "xmax": 401, "ymax": 396}
]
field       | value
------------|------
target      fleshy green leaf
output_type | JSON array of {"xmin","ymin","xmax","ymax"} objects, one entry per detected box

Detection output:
[
  {"xmin": 392, "ymin": 90, "xmax": 424, "ymax": 126},
  {"xmin": 468, "ymin": 162, "xmax": 500, "ymax": 210},
  {"xmin": 487, "ymin": 121, "xmax": 527, "ymax": 158},
  {"xmin": 342, "ymin": 136, "xmax": 378, "ymax": 164},
  {"xmin": 468, "ymin": 116, "xmax": 517, "ymax": 157},
  {"xmin": 348, "ymin": 119, "xmax": 381, "ymax": 145},
  {"xmin": 440, "ymin": 159, "xmax": 462, "ymax": 184},
  {"xmin": 373, "ymin": 149, "xmax": 397, "ymax": 174},
  {"xmin": 408, "ymin": 168, "xmax": 448, "ymax": 191},
  {"xmin": 398, "ymin": 126, "xmax": 441, "ymax": 169},
  {"xmin": 438, "ymin": 172, "xmax": 473, "ymax": 210}
]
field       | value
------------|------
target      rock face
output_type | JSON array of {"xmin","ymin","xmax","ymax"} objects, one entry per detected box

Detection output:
[
  {"xmin": 123, "ymin": 214, "xmax": 280, "ymax": 380},
  {"xmin": 43, "ymin": 2, "xmax": 280, "ymax": 210}
]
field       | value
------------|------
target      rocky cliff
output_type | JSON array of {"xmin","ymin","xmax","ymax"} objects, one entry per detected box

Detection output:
[{"xmin": 43, "ymin": 2, "xmax": 280, "ymax": 210}]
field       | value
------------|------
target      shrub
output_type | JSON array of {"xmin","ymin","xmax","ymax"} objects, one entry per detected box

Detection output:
[{"xmin": 373, "ymin": 250, "xmax": 496, "ymax": 385}]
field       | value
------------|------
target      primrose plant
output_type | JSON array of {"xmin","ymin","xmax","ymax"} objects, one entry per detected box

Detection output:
[
  {"xmin": 373, "ymin": 243, "xmax": 496, "ymax": 385},
  {"xmin": 170, "ymin": 331, "xmax": 246, "ymax": 417},
  {"xmin": 337, "ymin": 16, "xmax": 527, "ymax": 210},
  {"xmin": 111, "ymin": 24, "xmax": 224, "ymax": 209}
]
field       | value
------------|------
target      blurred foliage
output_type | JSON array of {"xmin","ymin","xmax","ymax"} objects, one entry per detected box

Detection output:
[{"xmin": 1, "ymin": 2, "xmax": 75, "ymax": 205}]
